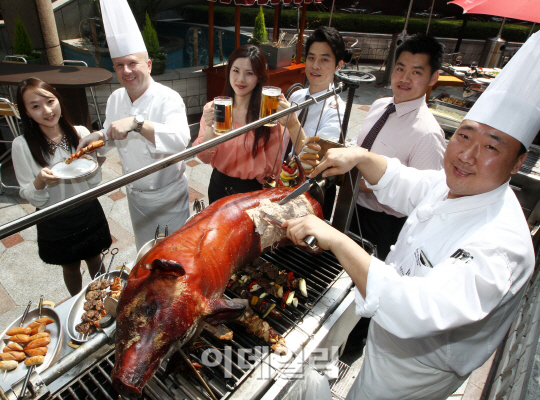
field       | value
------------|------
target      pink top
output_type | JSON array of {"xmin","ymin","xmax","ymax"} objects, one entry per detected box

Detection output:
[{"xmin": 194, "ymin": 102, "xmax": 285, "ymax": 184}]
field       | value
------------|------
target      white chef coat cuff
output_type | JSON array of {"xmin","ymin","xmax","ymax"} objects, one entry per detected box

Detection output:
[
  {"xmin": 366, "ymin": 157, "xmax": 400, "ymax": 191},
  {"xmin": 354, "ymin": 256, "xmax": 392, "ymax": 318}
]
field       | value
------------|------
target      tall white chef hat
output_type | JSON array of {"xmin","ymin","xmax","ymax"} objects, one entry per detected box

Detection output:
[
  {"xmin": 100, "ymin": 0, "xmax": 147, "ymax": 59},
  {"xmin": 465, "ymin": 31, "xmax": 540, "ymax": 149}
]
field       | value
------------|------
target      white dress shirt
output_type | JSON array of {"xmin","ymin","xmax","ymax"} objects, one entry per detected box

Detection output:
[
  {"xmin": 356, "ymin": 96, "xmax": 446, "ymax": 217},
  {"xmin": 288, "ymin": 86, "xmax": 347, "ymax": 142},
  {"xmin": 355, "ymin": 157, "xmax": 534, "ymax": 377},
  {"xmin": 100, "ymin": 79, "xmax": 190, "ymax": 192},
  {"xmin": 12, "ymin": 126, "xmax": 101, "ymax": 209}
]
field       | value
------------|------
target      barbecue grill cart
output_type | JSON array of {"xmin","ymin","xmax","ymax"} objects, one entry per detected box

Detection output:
[{"xmin": 0, "ymin": 74, "xmax": 379, "ymax": 400}]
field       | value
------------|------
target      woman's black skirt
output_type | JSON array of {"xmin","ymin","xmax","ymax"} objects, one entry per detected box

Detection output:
[
  {"xmin": 37, "ymin": 199, "xmax": 112, "ymax": 265},
  {"xmin": 208, "ymin": 168, "xmax": 263, "ymax": 204}
]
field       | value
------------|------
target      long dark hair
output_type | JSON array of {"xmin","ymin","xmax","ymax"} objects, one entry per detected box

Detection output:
[
  {"xmin": 222, "ymin": 45, "xmax": 271, "ymax": 157},
  {"xmin": 17, "ymin": 77, "xmax": 80, "ymax": 168}
]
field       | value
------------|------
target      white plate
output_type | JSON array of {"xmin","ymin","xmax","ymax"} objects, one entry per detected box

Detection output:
[
  {"xmin": 476, "ymin": 78, "xmax": 492, "ymax": 84},
  {"xmin": 50, "ymin": 157, "xmax": 98, "ymax": 179}
]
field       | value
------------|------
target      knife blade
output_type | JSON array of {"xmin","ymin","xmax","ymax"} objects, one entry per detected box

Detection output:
[
  {"xmin": 277, "ymin": 168, "xmax": 328, "ymax": 205},
  {"xmin": 261, "ymin": 212, "xmax": 318, "ymax": 250}
]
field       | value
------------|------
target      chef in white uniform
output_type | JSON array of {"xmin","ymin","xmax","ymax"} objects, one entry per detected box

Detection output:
[
  {"xmin": 284, "ymin": 31, "xmax": 540, "ymax": 400},
  {"xmin": 79, "ymin": 0, "xmax": 190, "ymax": 251}
]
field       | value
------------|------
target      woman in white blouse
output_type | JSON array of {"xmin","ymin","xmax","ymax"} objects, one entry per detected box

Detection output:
[{"xmin": 12, "ymin": 78, "xmax": 112, "ymax": 296}]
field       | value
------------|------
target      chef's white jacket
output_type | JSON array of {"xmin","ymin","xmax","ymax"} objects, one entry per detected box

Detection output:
[
  {"xmin": 100, "ymin": 79, "xmax": 190, "ymax": 191},
  {"xmin": 99, "ymin": 79, "xmax": 191, "ymax": 249},
  {"xmin": 355, "ymin": 157, "xmax": 534, "ymax": 377}
]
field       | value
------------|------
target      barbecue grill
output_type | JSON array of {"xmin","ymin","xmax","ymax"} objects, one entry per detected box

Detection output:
[
  {"xmin": 0, "ymin": 74, "xmax": 377, "ymax": 400},
  {"xmin": 1, "ymin": 243, "xmax": 368, "ymax": 400}
]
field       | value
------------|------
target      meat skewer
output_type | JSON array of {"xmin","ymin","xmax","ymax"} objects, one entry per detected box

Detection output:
[{"xmin": 64, "ymin": 140, "xmax": 105, "ymax": 164}]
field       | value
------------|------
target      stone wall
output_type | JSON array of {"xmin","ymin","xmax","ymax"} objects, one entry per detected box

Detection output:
[{"xmin": 86, "ymin": 66, "xmax": 207, "ymax": 126}]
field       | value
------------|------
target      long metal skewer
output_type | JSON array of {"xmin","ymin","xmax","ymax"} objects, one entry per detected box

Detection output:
[
  {"xmin": 0, "ymin": 84, "xmax": 345, "ymax": 240},
  {"xmin": 178, "ymin": 349, "xmax": 219, "ymax": 400}
]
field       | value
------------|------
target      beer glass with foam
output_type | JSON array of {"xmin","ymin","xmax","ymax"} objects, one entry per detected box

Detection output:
[
  {"xmin": 214, "ymin": 96, "xmax": 233, "ymax": 134},
  {"xmin": 259, "ymin": 86, "xmax": 281, "ymax": 127}
]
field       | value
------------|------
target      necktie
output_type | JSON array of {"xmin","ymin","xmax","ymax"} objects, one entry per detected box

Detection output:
[
  {"xmin": 297, "ymin": 94, "xmax": 311, "ymax": 127},
  {"xmin": 360, "ymin": 103, "xmax": 396, "ymax": 151}
]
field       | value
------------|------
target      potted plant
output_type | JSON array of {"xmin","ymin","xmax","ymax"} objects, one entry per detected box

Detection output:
[
  {"xmin": 249, "ymin": 7, "xmax": 292, "ymax": 70},
  {"xmin": 142, "ymin": 12, "xmax": 167, "ymax": 75},
  {"xmin": 13, "ymin": 15, "xmax": 41, "ymax": 64}
]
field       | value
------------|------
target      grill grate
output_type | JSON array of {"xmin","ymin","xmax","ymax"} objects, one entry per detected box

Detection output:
[
  {"xmin": 329, "ymin": 360, "xmax": 356, "ymax": 400},
  {"xmin": 49, "ymin": 246, "xmax": 344, "ymax": 400}
]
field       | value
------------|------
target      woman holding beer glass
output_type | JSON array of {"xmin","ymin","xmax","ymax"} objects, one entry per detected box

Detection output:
[{"xmin": 194, "ymin": 44, "xmax": 290, "ymax": 203}]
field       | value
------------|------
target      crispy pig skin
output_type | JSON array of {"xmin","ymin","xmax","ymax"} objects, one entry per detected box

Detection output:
[{"xmin": 112, "ymin": 187, "xmax": 323, "ymax": 398}]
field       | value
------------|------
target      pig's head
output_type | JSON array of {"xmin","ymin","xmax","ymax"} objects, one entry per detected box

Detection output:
[{"xmin": 111, "ymin": 258, "xmax": 246, "ymax": 398}]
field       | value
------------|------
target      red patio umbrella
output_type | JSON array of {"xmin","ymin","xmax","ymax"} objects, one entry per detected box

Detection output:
[{"xmin": 449, "ymin": 0, "xmax": 540, "ymax": 24}]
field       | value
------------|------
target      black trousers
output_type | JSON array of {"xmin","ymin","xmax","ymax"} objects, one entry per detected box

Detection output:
[
  {"xmin": 208, "ymin": 168, "xmax": 263, "ymax": 204},
  {"xmin": 350, "ymin": 204, "xmax": 407, "ymax": 260}
]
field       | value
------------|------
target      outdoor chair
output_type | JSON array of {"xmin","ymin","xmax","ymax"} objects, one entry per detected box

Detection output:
[
  {"xmin": 2, "ymin": 55, "xmax": 27, "ymax": 103},
  {"xmin": 0, "ymin": 97, "xmax": 21, "ymax": 194},
  {"xmin": 60, "ymin": 60, "xmax": 103, "ymax": 129}
]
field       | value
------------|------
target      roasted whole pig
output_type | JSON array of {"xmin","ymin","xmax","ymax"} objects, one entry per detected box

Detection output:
[{"xmin": 111, "ymin": 186, "xmax": 323, "ymax": 398}]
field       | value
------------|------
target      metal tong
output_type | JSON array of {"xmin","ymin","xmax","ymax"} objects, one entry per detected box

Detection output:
[
  {"xmin": 275, "ymin": 31, "xmax": 286, "ymax": 47},
  {"xmin": 19, "ymin": 300, "xmax": 32, "ymax": 328},
  {"xmin": 261, "ymin": 212, "xmax": 317, "ymax": 250},
  {"xmin": 18, "ymin": 296, "xmax": 43, "ymax": 399},
  {"xmin": 104, "ymin": 247, "xmax": 119, "ymax": 281}
]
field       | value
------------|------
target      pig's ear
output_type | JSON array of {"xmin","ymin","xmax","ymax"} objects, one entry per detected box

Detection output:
[
  {"xmin": 147, "ymin": 259, "xmax": 186, "ymax": 276},
  {"xmin": 204, "ymin": 298, "xmax": 246, "ymax": 325}
]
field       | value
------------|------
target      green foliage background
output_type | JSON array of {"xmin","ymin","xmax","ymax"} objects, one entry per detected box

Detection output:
[
  {"xmin": 249, "ymin": 6, "xmax": 268, "ymax": 45},
  {"xmin": 13, "ymin": 15, "xmax": 34, "ymax": 57},
  {"xmin": 182, "ymin": 6, "xmax": 538, "ymax": 43},
  {"xmin": 141, "ymin": 12, "xmax": 166, "ymax": 61}
]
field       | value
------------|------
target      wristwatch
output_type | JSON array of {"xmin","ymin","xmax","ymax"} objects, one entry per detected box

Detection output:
[{"xmin": 134, "ymin": 114, "xmax": 145, "ymax": 133}]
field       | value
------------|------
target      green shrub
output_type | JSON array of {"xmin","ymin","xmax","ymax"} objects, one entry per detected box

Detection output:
[
  {"xmin": 141, "ymin": 12, "xmax": 165, "ymax": 60},
  {"xmin": 182, "ymin": 6, "xmax": 538, "ymax": 43},
  {"xmin": 13, "ymin": 15, "xmax": 34, "ymax": 57},
  {"xmin": 249, "ymin": 6, "xmax": 268, "ymax": 45}
]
